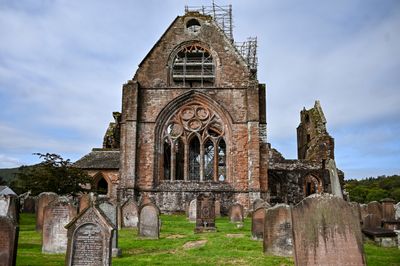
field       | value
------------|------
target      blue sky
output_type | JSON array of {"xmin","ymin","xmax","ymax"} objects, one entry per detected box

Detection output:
[{"xmin": 0, "ymin": 0, "xmax": 399, "ymax": 179}]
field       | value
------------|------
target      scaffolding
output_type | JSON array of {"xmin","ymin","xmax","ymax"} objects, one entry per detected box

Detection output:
[{"xmin": 184, "ymin": 2, "xmax": 258, "ymax": 72}]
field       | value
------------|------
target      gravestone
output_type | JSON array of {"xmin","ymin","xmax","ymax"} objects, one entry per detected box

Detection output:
[
  {"xmin": 362, "ymin": 214, "xmax": 382, "ymax": 229},
  {"xmin": 42, "ymin": 196, "xmax": 77, "ymax": 254},
  {"xmin": 396, "ymin": 202, "xmax": 400, "ymax": 220},
  {"xmin": 195, "ymin": 193, "xmax": 216, "ymax": 233},
  {"xmin": 0, "ymin": 216, "xmax": 19, "ymax": 266},
  {"xmin": 229, "ymin": 203, "xmax": 244, "ymax": 223},
  {"xmin": 36, "ymin": 192, "xmax": 58, "ymax": 232},
  {"xmin": 215, "ymin": 200, "xmax": 221, "ymax": 218},
  {"xmin": 263, "ymin": 204, "xmax": 293, "ymax": 256},
  {"xmin": 292, "ymin": 194, "xmax": 366, "ymax": 266},
  {"xmin": 0, "ymin": 195, "xmax": 18, "ymax": 222},
  {"xmin": 78, "ymin": 193, "xmax": 93, "ymax": 213},
  {"xmin": 121, "ymin": 198, "xmax": 139, "ymax": 228},
  {"xmin": 252, "ymin": 207, "xmax": 265, "ymax": 240},
  {"xmin": 23, "ymin": 196, "xmax": 36, "ymax": 213},
  {"xmin": 65, "ymin": 205, "xmax": 114, "ymax": 266},
  {"xmin": 97, "ymin": 199, "xmax": 120, "ymax": 257},
  {"xmin": 188, "ymin": 199, "xmax": 197, "ymax": 223},
  {"xmin": 367, "ymin": 201, "xmax": 382, "ymax": 221},
  {"xmin": 381, "ymin": 198, "xmax": 396, "ymax": 221},
  {"xmin": 138, "ymin": 203, "xmax": 160, "ymax": 238},
  {"xmin": 253, "ymin": 199, "xmax": 270, "ymax": 211}
]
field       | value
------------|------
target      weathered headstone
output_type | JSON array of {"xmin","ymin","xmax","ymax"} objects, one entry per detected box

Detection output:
[
  {"xmin": 36, "ymin": 192, "xmax": 58, "ymax": 232},
  {"xmin": 65, "ymin": 205, "xmax": 114, "ymax": 266},
  {"xmin": 188, "ymin": 199, "xmax": 197, "ymax": 223},
  {"xmin": 0, "ymin": 195, "xmax": 18, "ymax": 222},
  {"xmin": 229, "ymin": 203, "xmax": 244, "ymax": 223},
  {"xmin": 195, "ymin": 193, "xmax": 216, "ymax": 233},
  {"xmin": 263, "ymin": 204, "xmax": 293, "ymax": 256},
  {"xmin": 363, "ymin": 214, "xmax": 382, "ymax": 229},
  {"xmin": 23, "ymin": 196, "xmax": 36, "ymax": 213},
  {"xmin": 42, "ymin": 196, "xmax": 77, "ymax": 254},
  {"xmin": 395, "ymin": 202, "xmax": 400, "ymax": 220},
  {"xmin": 253, "ymin": 199, "xmax": 270, "ymax": 211},
  {"xmin": 367, "ymin": 201, "xmax": 382, "ymax": 222},
  {"xmin": 292, "ymin": 194, "xmax": 366, "ymax": 266},
  {"xmin": 98, "ymin": 199, "xmax": 120, "ymax": 257},
  {"xmin": 120, "ymin": 198, "xmax": 139, "ymax": 228},
  {"xmin": 138, "ymin": 203, "xmax": 160, "ymax": 238},
  {"xmin": 326, "ymin": 158, "xmax": 343, "ymax": 198},
  {"xmin": 381, "ymin": 198, "xmax": 396, "ymax": 221},
  {"xmin": 0, "ymin": 216, "xmax": 19, "ymax": 266},
  {"xmin": 215, "ymin": 200, "xmax": 221, "ymax": 218},
  {"xmin": 252, "ymin": 207, "xmax": 265, "ymax": 240}
]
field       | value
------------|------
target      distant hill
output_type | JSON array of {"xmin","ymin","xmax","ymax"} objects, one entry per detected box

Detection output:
[
  {"xmin": 345, "ymin": 174, "xmax": 400, "ymax": 203},
  {"xmin": 0, "ymin": 167, "xmax": 21, "ymax": 184}
]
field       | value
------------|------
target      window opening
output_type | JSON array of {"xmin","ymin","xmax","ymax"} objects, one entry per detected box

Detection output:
[
  {"xmin": 218, "ymin": 139, "xmax": 226, "ymax": 181},
  {"xmin": 175, "ymin": 139, "xmax": 185, "ymax": 180},
  {"xmin": 97, "ymin": 177, "xmax": 108, "ymax": 195},
  {"xmin": 186, "ymin": 19, "xmax": 201, "ymax": 33},
  {"xmin": 189, "ymin": 137, "xmax": 201, "ymax": 181},
  {"xmin": 163, "ymin": 139, "xmax": 171, "ymax": 180},
  {"xmin": 172, "ymin": 44, "xmax": 214, "ymax": 87},
  {"xmin": 204, "ymin": 139, "xmax": 215, "ymax": 181}
]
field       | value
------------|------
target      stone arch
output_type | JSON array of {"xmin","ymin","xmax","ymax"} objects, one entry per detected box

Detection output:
[
  {"xmin": 304, "ymin": 174, "xmax": 323, "ymax": 196},
  {"xmin": 167, "ymin": 41, "xmax": 220, "ymax": 87},
  {"xmin": 154, "ymin": 90, "xmax": 232, "ymax": 185},
  {"xmin": 93, "ymin": 172, "xmax": 111, "ymax": 196}
]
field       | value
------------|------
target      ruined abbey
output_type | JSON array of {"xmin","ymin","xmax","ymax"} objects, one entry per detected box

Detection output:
[{"xmin": 74, "ymin": 6, "xmax": 344, "ymax": 214}]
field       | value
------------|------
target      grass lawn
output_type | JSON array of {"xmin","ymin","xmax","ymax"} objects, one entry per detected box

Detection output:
[{"xmin": 16, "ymin": 213, "xmax": 400, "ymax": 265}]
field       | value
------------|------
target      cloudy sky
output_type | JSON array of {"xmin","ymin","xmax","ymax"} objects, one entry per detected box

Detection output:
[{"xmin": 0, "ymin": 0, "xmax": 399, "ymax": 179}]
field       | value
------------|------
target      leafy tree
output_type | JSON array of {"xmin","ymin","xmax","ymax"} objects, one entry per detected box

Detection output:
[{"xmin": 10, "ymin": 153, "xmax": 92, "ymax": 196}]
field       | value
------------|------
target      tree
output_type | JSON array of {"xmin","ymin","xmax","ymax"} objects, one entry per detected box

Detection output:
[{"xmin": 11, "ymin": 153, "xmax": 92, "ymax": 196}]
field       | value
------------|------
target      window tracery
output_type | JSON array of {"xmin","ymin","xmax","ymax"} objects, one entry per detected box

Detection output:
[{"xmin": 162, "ymin": 103, "xmax": 226, "ymax": 182}]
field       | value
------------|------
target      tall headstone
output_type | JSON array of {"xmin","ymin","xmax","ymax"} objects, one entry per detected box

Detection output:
[
  {"xmin": 23, "ymin": 196, "xmax": 36, "ymax": 213},
  {"xmin": 252, "ymin": 207, "xmax": 265, "ymax": 240},
  {"xmin": 362, "ymin": 214, "xmax": 381, "ymax": 229},
  {"xmin": 42, "ymin": 196, "xmax": 77, "ymax": 254},
  {"xmin": 381, "ymin": 198, "xmax": 396, "ymax": 221},
  {"xmin": 0, "ymin": 216, "xmax": 18, "ymax": 266},
  {"xmin": 367, "ymin": 201, "xmax": 382, "ymax": 221},
  {"xmin": 65, "ymin": 206, "xmax": 114, "ymax": 266},
  {"xmin": 0, "ymin": 195, "xmax": 18, "ymax": 222},
  {"xmin": 292, "ymin": 194, "xmax": 366, "ymax": 266},
  {"xmin": 229, "ymin": 203, "xmax": 244, "ymax": 223},
  {"xmin": 326, "ymin": 158, "xmax": 343, "ymax": 198},
  {"xmin": 195, "ymin": 193, "xmax": 216, "ymax": 233},
  {"xmin": 395, "ymin": 202, "xmax": 400, "ymax": 220},
  {"xmin": 188, "ymin": 199, "xmax": 197, "ymax": 223},
  {"xmin": 263, "ymin": 204, "xmax": 293, "ymax": 256},
  {"xmin": 97, "ymin": 199, "xmax": 120, "ymax": 257},
  {"xmin": 138, "ymin": 203, "xmax": 160, "ymax": 238},
  {"xmin": 36, "ymin": 192, "xmax": 58, "ymax": 232},
  {"xmin": 120, "ymin": 198, "xmax": 139, "ymax": 228}
]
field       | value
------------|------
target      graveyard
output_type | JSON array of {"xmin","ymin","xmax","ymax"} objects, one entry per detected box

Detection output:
[{"xmin": 12, "ymin": 212, "xmax": 400, "ymax": 266}]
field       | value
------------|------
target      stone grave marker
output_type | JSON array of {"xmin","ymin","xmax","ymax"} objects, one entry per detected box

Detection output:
[
  {"xmin": 263, "ymin": 204, "xmax": 293, "ymax": 256},
  {"xmin": 188, "ymin": 199, "xmax": 197, "ymax": 223},
  {"xmin": 362, "ymin": 214, "xmax": 382, "ymax": 229},
  {"xmin": 396, "ymin": 202, "xmax": 400, "ymax": 220},
  {"xmin": 253, "ymin": 198, "xmax": 270, "ymax": 211},
  {"xmin": 367, "ymin": 201, "xmax": 382, "ymax": 221},
  {"xmin": 98, "ymin": 199, "xmax": 120, "ymax": 257},
  {"xmin": 252, "ymin": 207, "xmax": 265, "ymax": 240},
  {"xmin": 23, "ymin": 196, "xmax": 36, "ymax": 213},
  {"xmin": 36, "ymin": 192, "xmax": 58, "ymax": 232},
  {"xmin": 229, "ymin": 203, "xmax": 244, "ymax": 223},
  {"xmin": 292, "ymin": 194, "xmax": 366, "ymax": 266},
  {"xmin": 0, "ymin": 216, "xmax": 19, "ymax": 266},
  {"xmin": 138, "ymin": 203, "xmax": 160, "ymax": 238},
  {"xmin": 381, "ymin": 198, "xmax": 396, "ymax": 221},
  {"xmin": 121, "ymin": 198, "xmax": 139, "ymax": 228},
  {"xmin": 215, "ymin": 200, "xmax": 221, "ymax": 218},
  {"xmin": 195, "ymin": 193, "xmax": 216, "ymax": 233},
  {"xmin": 42, "ymin": 196, "xmax": 77, "ymax": 254},
  {"xmin": 65, "ymin": 205, "xmax": 114, "ymax": 266},
  {"xmin": 0, "ymin": 195, "xmax": 18, "ymax": 222}
]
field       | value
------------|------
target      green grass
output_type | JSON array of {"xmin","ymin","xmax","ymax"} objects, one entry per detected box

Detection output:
[{"xmin": 16, "ymin": 213, "xmax": 400, "ymax": 265}]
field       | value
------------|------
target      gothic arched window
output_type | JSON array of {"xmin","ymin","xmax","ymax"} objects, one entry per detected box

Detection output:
[
  {"xmin": 304, "ymin": 175, "xmax": 322, "ymax": 196},
  {"xmin": 171, "ymin": 44, "xmax": 214, "ymax": 87},
  {"xmin": 162, "ymin": 103, "xmax": 226, "ymax": 182}
]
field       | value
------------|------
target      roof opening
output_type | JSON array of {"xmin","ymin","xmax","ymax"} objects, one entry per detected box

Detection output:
[{"xmin": 186, "ymin": 19, "xmax": 201, "ymax": 33}]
